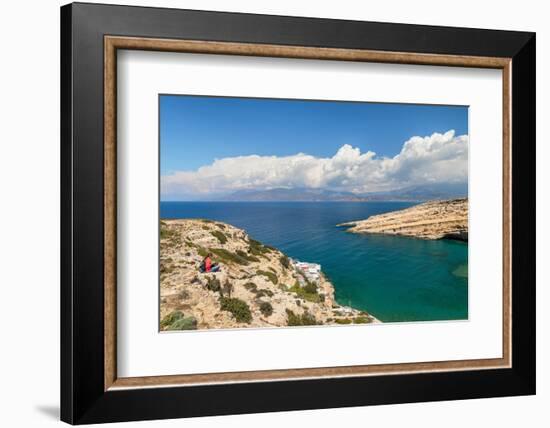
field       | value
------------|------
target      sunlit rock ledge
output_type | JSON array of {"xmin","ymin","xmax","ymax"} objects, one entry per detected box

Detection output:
[
  {"xmin": 338, "ymin": 198, "xmax": 468, "ymax": 242},
  {"xmin": 160, "ymin": 219, "xmax": 379, "ymax": 331}
]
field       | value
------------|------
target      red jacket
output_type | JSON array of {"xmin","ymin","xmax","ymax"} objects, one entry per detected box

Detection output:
[{"xmin": 204, "ymin": 257, "xmax": 212, "ymax": 272}]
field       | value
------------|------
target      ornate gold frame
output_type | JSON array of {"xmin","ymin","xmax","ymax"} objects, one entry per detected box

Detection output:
[{"xmin": 104, "ymin": 36, "xmax": 512, "ymax": 391}]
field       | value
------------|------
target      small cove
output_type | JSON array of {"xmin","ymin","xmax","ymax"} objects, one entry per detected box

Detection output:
[{"xmin": 160, "ymin": 201, "xmax": 468, "ymax": 322}]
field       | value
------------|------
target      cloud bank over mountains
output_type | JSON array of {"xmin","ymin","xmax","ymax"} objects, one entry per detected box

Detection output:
[{"xmin": 161, "ymin": 130, "xmax": 468, "ymax": 198}]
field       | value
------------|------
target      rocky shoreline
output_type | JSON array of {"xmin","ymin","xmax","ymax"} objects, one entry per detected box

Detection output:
[
  {"xmin": 338, "ymin": 198, "xmax": 468, "ymax": 241},
  {"xmin": 160, "ymin": 219, "xmax": 379, "ymax": 331}
]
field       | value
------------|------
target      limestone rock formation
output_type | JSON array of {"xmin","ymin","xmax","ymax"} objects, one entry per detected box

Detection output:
[
  {"xmin": 160, "ymin": 219, "xmax": 378, "ymax": 330},
  {"xmin": 338, "ymin": 198, "xmax": 468, "ymax": 241}
]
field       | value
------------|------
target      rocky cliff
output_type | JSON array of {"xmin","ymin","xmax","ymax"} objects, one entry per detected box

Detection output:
[
  {"xmin": 160, "ymin": 219, "xmax": 377, "ymax": 330},
  {"xmin": 338, "ymin": 198, "xmax": 468, "ymax": 241}
]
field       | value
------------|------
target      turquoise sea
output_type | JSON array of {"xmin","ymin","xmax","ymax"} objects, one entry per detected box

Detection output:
[{"xmin": 160, "ymin": 202, "xmax": 468, "ymax": 322}]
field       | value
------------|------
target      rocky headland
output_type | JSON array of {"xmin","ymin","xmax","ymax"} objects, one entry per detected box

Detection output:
[
  {"xmin": 338, "ymin": 198, "xmax": 468, "ymax": 241},
  {"xmin": 160, "ymin": 219, "xmax": 378, "ymax": 331}
]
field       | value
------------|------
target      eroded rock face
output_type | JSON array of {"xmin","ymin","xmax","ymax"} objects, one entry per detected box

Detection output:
[
  {"xmin": 338, "ymin": 198, "xmax": 468, "ymax": 241},
  {"xmin": 160, "ymin": 219, "xmax": 377, "ymax": 330}
]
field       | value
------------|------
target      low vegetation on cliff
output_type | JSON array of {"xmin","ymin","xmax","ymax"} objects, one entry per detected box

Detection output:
[{"xmin": 160, "ymin": 219, "xmax": 377, "ymax": 330}]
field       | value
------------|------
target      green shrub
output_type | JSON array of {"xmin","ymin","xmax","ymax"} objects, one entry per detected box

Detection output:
[
  {"xmin": 210, "ymin": 248, "xmax": 250, "ymax": 265},
  {"xmin": 245, "ymin": 283, "xmax": 274, "ymax": 298},
  {"xmin": 210, "ymin": 230, "xmax": 228, "ymax": 244},
  {"xmin": 302, "ymin": 281, "xmax": 318, "ymax": 294},
  {"xmin": 219, "ymin": 297, "xmax": 252, "ymax": 323},
  {"xmin": 202, "ymin": 225, "xmax": 210, "ymax": 231},
  {"xmin": 160, "ymin": 311, "xmax": 184, "ymax": 328},
  {"xmin": 279, "ymin": 255, "xmax": 290, "ymax": 269},
  {"xmin": 259, "ymin": 302, "xmax": 273, "ymax": 317},
  {"xmin": 167, "ymin": 316, "xmax": 197, "ymax": 330},
  {"xmin": 248, "ymin": 238, "xmax": 271, "ymax": 256},
  {"xmin": 161, "ymin": 311, "xmax": 198, "ymax": 330},
  {"xmin": 288, "ymin": 283, "xmax": 320, "ymax": 303},
  {"xmin": 205, "ymin": 276, "xmax": 221, "ymax": 292},
  {"xmin": 353, "ymin": 316, "xmax": 372, "ymax": 324},
  {"xmin": 286, "ymin": 309, "xmax": 317, "ymax": 326},
  {"xmin": 243, "ymin": 282, "xmax": 257, "ymax": 291},
  {"xmin": 160, "ymin": 223, "xmax": 177, "ymax": 240},
  {"xmin": 335, "ymin": 318, "xmax": 352, "ymax": 325},
  {"xmin": 216, "ymin": 223, "xmax": 226, "ymax": 229},
  {"xmin": 286, "ymin": 309, "xmax": 301, "ymax": 326},
  {"xmin": 257, "ymin": 270, "xmax": 278, "ymax": 285},
  {"xmin": 236, "ymin": 250, "xmax": 260, "ymax": 263},
  {"xmin": 254, "ymin": 288, "xmax": 274, "ymax": 298},
  {"xmin": 301, "ymin": 312, "xmax": 317, "ymax": 325}
]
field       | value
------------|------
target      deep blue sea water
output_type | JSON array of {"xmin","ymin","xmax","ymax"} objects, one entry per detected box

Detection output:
[{"xmin": 160, "ymin": 202, "xmax": 468, "ymax": 322}]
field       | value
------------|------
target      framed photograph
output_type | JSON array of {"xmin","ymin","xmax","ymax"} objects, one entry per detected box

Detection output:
[{"xmin": 61, "ymin": 2, "xmax": 535, "ymax": 424}]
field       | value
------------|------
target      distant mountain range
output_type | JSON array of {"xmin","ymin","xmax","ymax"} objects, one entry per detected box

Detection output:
[
  {"xmin": 219, "ymin": 188, "xmax": 367, "ymax": 202},
  {"xmin": 360, "ymin": 183, "xmax": 468, "ymax": 201},
  {"xmin": 217, "ymin": 183, "xmax": 468, "ymax": 202}
]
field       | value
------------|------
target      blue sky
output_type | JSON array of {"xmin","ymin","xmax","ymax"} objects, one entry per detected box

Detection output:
[
  {"xmin": 160, "ymin": 95, "xmax": 469, "ymax": 199},
  {"xmin": 160, "ymin": 95, "xmax": 468, "ymax": 174}
]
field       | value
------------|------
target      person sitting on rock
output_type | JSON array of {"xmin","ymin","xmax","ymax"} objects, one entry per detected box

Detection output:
[{"xmin": 200, "ymin": 253, "xmax": 220, "ymax": 273}]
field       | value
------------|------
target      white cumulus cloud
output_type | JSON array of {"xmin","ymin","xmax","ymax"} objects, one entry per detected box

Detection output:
[{"xmin": 161, "ymin": 130, "xmax": 468, "ymax": 197}]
